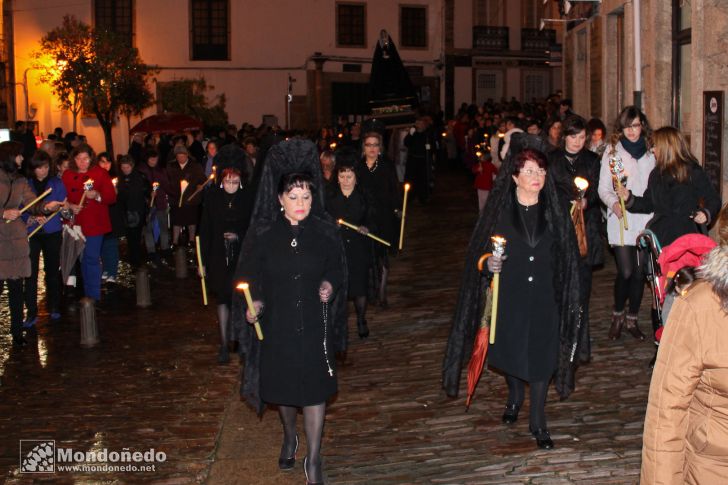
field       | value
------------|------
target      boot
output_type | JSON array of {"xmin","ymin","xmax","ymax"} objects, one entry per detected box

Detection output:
[
  {"xmin": 625, "ymin": 313, "xmax": 646, "ymax": 340},
  {"xmin": 608, "ymin": 310, "xmax": 625, "ymax": 340}
]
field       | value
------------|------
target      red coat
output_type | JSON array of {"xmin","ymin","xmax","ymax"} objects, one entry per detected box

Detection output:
[
  {"xmin": 472, "ymin": 159, "xmax": 498, "ymax": 190},
  {"xmin": 62, "ymin": 165, "xmax": 117, "ymax": 237}
]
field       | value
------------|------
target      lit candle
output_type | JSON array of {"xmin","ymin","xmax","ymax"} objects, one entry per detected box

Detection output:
[
  {"xmin": 571, "ymin": 177, "xmax": 590, "ymax": 215},
  {"xmin": 236, "ymin": 282, "xmax": 264, "ymax": 341},
  {"xmin": 489, "ymin": 235, "xmax": 507, "ymax": 344},
  {"xmin": 78, "ymin": 179, "xmax": 94, "ymax": 207},
  {"xmin": 398, "ymin": 183, "xmax": 410, "ymax": 251},
  {"xmin": 149, "ymin": 182, "xmax": 160, "ymax": 208},
  {"xmin": 111, "ymin": 177, "xmax": 118, "ymax": 188},
  {"xmin": 609, "ymin": 156, "xmax": 629, "ymax": 244},
  {"xmin": 179, "ymin": 180, "xmax": 189, "ymax": 207},
  {"xmin": 441, "ymin": 131, "xmax": 447, "ymax": 137},
  {"xmin": 337, "ymin": 219, "xmax": 391, "ymax": 247},
  {"xmin": 7, "ymin": 188, "xmax": 53, "ymax": 223},
  {"xmin": 329, "ymin": 142, "xmax": 337, "ymax": 150}
]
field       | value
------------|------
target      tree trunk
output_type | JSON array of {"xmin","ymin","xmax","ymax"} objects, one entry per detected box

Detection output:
[{"xmin": 99, "ymin": 117, "xmax": 114, "ymax": 159}]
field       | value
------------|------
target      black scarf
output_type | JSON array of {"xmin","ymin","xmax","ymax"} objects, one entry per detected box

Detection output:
[{"xmin": 620, "ymin": 136, "xmax": 647, "ymax": 160}]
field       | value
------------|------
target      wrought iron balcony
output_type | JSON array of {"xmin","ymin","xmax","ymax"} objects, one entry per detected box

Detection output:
[
  {"xmin": 472, "ymin": 26, "xmax": 509, "ymax": 51},
  {"xmin": 521, "ymin": 28, "xmax": 557, "ymax": 52}
]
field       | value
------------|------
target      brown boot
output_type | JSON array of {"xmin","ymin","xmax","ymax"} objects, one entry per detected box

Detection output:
[
  {"xmin": 625, "ymin": 313, "xmax": 646, "ymax": 340},
  {"xmin": 608, "ymin": 310, "xmax": 625, "ymax": 340}
]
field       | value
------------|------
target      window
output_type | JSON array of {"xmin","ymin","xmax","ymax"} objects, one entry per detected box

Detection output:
[
  {"xmin": 190, "ymin": 0, "xmax": 229, "ymax": 60},
  {"xmin": 474, "ymin": 0, "xmax": 504, "ymax": 26},
  {"xmin": 400, "ymin": 6, "xmax": 427, "ymax": 48},
  {"xmin": 337, "ymin": 3, "xmax": 366, "ymax": 47},
  {"xmin": 94, "ymin": 0, "xmax": 133, "ymax": 46},
  {"xmin": 672, "ymin": 0, "xmax": 692, "ymax": 131}
]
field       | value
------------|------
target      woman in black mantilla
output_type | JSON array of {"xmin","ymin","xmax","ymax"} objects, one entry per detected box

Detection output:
[
  {"xmin": 355, "ymin": 131, "xmax": 400, "ymax": 307},
  {"xmin": 548, "ymin": 115, "xmax": 603, "ymax": 363},
  {"xmin": 442, "ymin": 134, "xmax": 582, "ymax": 450},
  {"xmin": 326, "ymin": 147, "xmax": 376, "ymax": 339},
  {"xmin": 199, "ymin": 166, "xmax": 254, "ymax": 364},
  {"xmin": 234, "ymin": 139, "xmax": 347, "ymax": 485}
]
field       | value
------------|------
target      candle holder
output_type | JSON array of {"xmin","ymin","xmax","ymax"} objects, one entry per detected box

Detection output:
[{"xmin": 489, "ymin": 235, "xmax": 507, "ymax": 345}]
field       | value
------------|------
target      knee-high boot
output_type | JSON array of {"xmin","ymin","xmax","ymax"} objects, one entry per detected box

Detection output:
[{"xmin": 354, "ymin": 296, "xmax": 369, "ymax": 339}]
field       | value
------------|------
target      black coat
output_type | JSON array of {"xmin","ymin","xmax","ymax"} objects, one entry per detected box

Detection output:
[
  {"xmin": 487, "ymin": 197, "xmax": 559, "ymax": 381},
  {"xmin": 627, "ymin": 162, "xmax": 722, "ymax": 246},
  {"xmin": 355, "ymin": 156, "xmax": 400, "ymax": 250},
  {"xmin": 325, "ymin": 185, "xmax": 375, "ymax": 297},
  {"xmin": 548, "ymin": 148, "xmax": 604, "ymax": 266},
  {"xmin": 237, "ymin": 216, "xmax": 344, "ymax": 407},
  {"xmin": 166, "ymin": 161, "xmax": 206, "ymax": 226},
  {"xmin": 199, "ymin": 186, "xmax": 254, "ymax": 301},
  {"xmin": 116, "ymin": 170, "xmax": 151, "ymax": 229}
]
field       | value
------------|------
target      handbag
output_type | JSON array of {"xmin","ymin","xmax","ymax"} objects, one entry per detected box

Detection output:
[{"xmin": 572, "ymin": 204, "xmax": 588, "ymax": 258}]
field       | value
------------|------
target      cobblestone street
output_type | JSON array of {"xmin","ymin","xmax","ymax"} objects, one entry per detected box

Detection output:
[{"xmin": 1, "ymin": 169, "xmax": 654, "ymax": 484}]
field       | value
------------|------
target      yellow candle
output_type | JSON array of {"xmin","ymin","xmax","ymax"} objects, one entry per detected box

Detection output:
[
  {"xmin": 237, "ymin": 282, "xmax": 264, "ymax": 341},
  {"xmin": 489, "ymin": 235, "xmax": 507, "ymax": 344},
  {"xmin": 27, "ymin": 209, "xmax": 61, "ymax": 239},
  {"xmin": 337, "ymin": 219, "xmax": 391, "ymax": 247},
  {"xmin": 179, "ymin": 180, "xmax": 189, "ymax": 207},
  {"xmin": 398, "ymin": 183, "xmax": 410, "ymax": 250},
  {"xmin": 13, "ymin": 187, "xmax": 52, "ymax": 220},
  {"xmin": 195, "ymin": 236, "xmax": 208, "ymax": 306}
]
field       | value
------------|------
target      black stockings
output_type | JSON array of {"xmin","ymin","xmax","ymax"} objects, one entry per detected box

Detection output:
[
  {"xmin": 278, "ymin": 403, "xmax": 326, "ymax": 483},
  {"xmin": 216, "ymin": 303, "xmax": 230, "ymax": 346},
  {"xmin": 354, "ymin": 296, "xmax": 367, "ymax": 322},
  {"xmin": 505, "ymin": 375, "xmax": 550, "ymax": 430},
  {"xmin": 613, "ymin": 245, "xmax": 646, "ymax": 314}
]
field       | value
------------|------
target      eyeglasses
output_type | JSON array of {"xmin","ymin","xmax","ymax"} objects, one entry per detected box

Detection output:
[
  {"xmin": 520, "ymin": 168, "xmax": 547, "ymax": 178},
  {"xmin": 625, "ymin": 123, "xmax": 642, "ymax": 131},
  {"xmin": 364, "ymin": 143, "xmax": 380, "ymax": 148}
]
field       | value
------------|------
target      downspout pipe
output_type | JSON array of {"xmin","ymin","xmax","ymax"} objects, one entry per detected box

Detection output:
[{"xmin": 633, "ymin": 0, "xmax": 642, "ymax": 109}]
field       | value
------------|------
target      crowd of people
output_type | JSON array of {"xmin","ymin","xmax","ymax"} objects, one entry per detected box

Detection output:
[{"xmin": 2, "ymin": 91, "xmax": 726, "ymax": 483}]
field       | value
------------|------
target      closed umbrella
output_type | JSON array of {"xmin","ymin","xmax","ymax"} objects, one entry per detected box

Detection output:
[{"xmin": 61, "ymin": 225, "xmax": 85, "ymax": 284}]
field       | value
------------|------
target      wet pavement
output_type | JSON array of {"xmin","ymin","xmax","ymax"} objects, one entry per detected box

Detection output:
[{"xmin": 1, "ymin": 169, "xmax": 654, "ymax": 484}]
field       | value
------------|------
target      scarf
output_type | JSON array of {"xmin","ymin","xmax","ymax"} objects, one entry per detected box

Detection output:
[{"xmin": 620, "ymin": 136, "xmax": 647, "ymax": 160}]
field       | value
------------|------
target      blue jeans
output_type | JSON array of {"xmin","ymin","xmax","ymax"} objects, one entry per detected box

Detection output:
[
  {"xmin": 82, "ymin": 235, "xmax": 104, "ymax": 301},
  {"xmin": 101, "ymin": 235, "xmax": 119, "ymax": 278}
]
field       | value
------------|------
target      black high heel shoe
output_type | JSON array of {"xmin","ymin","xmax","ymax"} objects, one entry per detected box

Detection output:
[
  {"xmin": 357, "ymin": 319, "xmax": 369, "ymax": 339},
  {"xmin": 277, "ymin": 435, "xmax": 298, "ymax": 471},
  {"xmin": 530, "ymin": 427, "xmax": 554, "ymax": 450},
  {"xmin": 501, "ymin": 404, "xmax": 520, "ymax": 424},
  {"xmin": 303, "ymin": 456, "xmax": 324, "ymax": 485}
]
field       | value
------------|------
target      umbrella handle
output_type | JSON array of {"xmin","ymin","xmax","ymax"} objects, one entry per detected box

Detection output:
[{"xmin": 477, "ymin": 253, "xmax": 493, "ymax": 272}]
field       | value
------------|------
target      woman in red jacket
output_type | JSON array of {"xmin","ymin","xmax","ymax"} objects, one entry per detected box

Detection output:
[{"xmin": 62, "ymin": 144, "xmax": 116, "ymax": 301}]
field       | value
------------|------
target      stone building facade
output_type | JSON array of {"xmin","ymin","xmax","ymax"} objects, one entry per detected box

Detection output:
[{"xmin": 562, "ymin": 0, "xmax": 728, "ymax": 198}]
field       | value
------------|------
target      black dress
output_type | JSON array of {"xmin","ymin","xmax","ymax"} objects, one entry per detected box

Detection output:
[
  {"xmin": 355, "ymin": 156, "xmax": 400, "ymax": 254},
  {"xmin": 325, "ymin": 186, "xmax": 374, "ymax": 297},
  {"xmin": 237, "ymin": 216, "xmax": 345, "ymax": 407},
  {"xmin": 487, "ymin": 196, "xmax": 559, "ymax": 382},
  {"xmin": 199, "ymin": 185, "xmax": 255, "ymax": 303}
]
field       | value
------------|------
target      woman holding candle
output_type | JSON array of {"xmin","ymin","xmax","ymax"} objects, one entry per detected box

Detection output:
[
  {"xmin": 22, "ymin": 149, "xmax": 68, "ymax": 327},
  {"xmin": 63, "ymin": 144, "xmax": 117, "ymax": 301},
  {"xmin": 116, "ymin": 156, "xmax": 151, "ymax": 268},
  {"xmin": 325, "ymin": 147, "xmax": 375, "ymax": 339},
  {"xmin": 199, "ymin": 167, "xmax": 254, "ymax": 364},
  {"xmin": 235, "ymin": 139, "xmax": 346, "ymax": 485},
  {"xmin": 1, "ymin": 141, "xmax": 64, "ymax": 346},
  {"xmin": 443, "ymin": 134, "xmax": 582, "ymax": 450},
  {"xmin": 137, "ymin": 149, "xmax": 171, "ymax": 266},
  {"xmin": 166, "ymin": 145, "xmax": 206, "ymax": 246},
  {"xmin": 548, "ymin": 115, "xmax": 603, "ymax": 363},
  {"xmin": 355, "ymin": 131, "xmax": 400, "ymax": 308},
  {"xmin": 598, "ymin": 106, "xmax": 655, "ymax": 340}
]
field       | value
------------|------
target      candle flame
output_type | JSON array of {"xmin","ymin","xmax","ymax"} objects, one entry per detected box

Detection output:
[
  {"xmin": 404, "ymin": 183, "xmax": 411, "ymax": 191},
  {"xmin": 337, "ymin": 133, "xmax": 343, "ymax": 139},
  {"xmin": 337, "ymin": 219, "xmax": 343, "ymax": 224},
  {"xmin": 329, "ymin": 142, "xmax": 337, "ymax": 149},
  {"xmin": 152, "ymin": 182, "xmax": 160, "ymax": 190},
  {"xmin": 497, "ymin": 133, "xmax": 505, "ymax": 138},
  {"xmin": 491, "ymin": 235, "xmax": 507, "ymax": 245},
  {"xmin": 441, "ymin": 131, "xmax": 447, "ymax": 137},
  {"xmin": 236, "ymin": 282, "xmax": 248, "ymax": 291},
  {"xmin": 83, "ymin": 179, "xmax": 94, "ymax": 190},
  {"xmin": 180, "ymin": 180, "xmax": 189, "ymax": 189},
  {"xmin": 476, "ymin": 151, "xmax": 483, "ymax": 158},
  {"xmin": 574, "ymin": 177, "xmax": 589, "ymax": 191},
  {"xmin": 111, "ymin": 177, "xmax": 118, "ymax": 186}
]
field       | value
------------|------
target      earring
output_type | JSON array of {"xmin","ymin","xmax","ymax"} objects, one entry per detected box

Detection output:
[
  {"xmin": 280, "ymin": 206, "xmax": 284, "ymax": 212},
  {"xmin": 220, "ymin": 181, "xmax": 224, "ymax": 189}
]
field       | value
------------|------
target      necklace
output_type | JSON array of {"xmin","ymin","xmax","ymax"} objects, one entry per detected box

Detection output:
[
  {"xmin": 367, "ymin": 158, "xmax": 378, "ymax": 173},
  {"xmin": 291, "ymin": 238, "xmax": 297, "ymax": 248},
  {"xmin": 516, "ymin": 189, "xmax": 538, "ymax": 211}
]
